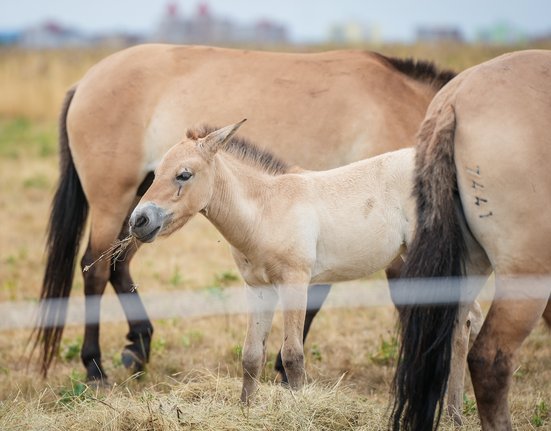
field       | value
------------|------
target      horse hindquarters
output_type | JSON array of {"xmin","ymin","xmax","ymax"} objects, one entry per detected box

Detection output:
[
  {"xmin": 452, "ymin": 54, "xmax": 551, "ymax": 429},
  {"xmin": 456, "ymin": 160, "xmax": 551, "ymax": 429}
]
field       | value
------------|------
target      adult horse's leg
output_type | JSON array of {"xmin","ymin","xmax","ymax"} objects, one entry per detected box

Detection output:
[
  {"xmin": 241, "ymin": 284, "xmax": 278, "ymax": 403},
  {"xmin": 542, "ymin": 299, "xmax": 551, "ymax": 328},
  {"xmin": 109, "ymin": 210, "xmax": 153, "ymax": 374},
  {"xmin": 80, "ymin": 241, "xmax": 110, "ymax": 381},
  {"xmin": 274, "ymin": 283, "xmax": 331, "ymax": 382},
  {"xmin": 79, "ymin": 194, "xmax": 139, "ymax": 382},
  {"xmin": 468, "ymin": 275, "xmax": 551, "ymax": 430}
]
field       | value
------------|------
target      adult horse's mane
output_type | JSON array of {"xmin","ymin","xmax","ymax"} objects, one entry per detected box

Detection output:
[
  {"xmin": 187, "ymin": 126, "xmax": 290, "ymax": 176},
  {"xmin": 377, "ymin": 53, "xmax": 457, "ymax": 90}
]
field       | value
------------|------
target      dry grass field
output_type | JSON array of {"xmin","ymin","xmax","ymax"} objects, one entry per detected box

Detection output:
[{"xmin": 1, "ymin": 42, "xmax": 550, "ymax": 430}]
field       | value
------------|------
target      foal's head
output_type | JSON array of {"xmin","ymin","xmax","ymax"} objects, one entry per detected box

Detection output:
[{"xmin": 129, "ymin": 120, "xmax": 246, "ymax": 242}]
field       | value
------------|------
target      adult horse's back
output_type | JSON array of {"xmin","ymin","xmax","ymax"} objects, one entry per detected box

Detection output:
[
  {"xmin": 392, "ymin": 50, "xmax": 551, "ymax": 430},
  {"xmin": 35, "ymin": 44, "xmax": 454, "ymax": 381}
]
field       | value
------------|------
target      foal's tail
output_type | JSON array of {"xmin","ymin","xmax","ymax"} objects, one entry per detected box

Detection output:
[
  {"xmin": 32, "ymin": 85, "xmax": 89, "ymax": 376},
  {"xmin": 391, "ymin": 104, "xmax": 467, "ymax": 431}
]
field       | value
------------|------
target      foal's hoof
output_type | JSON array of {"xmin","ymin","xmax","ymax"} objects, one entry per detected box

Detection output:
[
  {"xmin": 121, "ymin": 346, "xmax": 146, "ymax": 374},
  {"xmin": 447, "ymin": 405, "xmax": 464, "ymax": 426},
  {"xmin": 277, "ymin": 371, "xmax": 289, "ymax": 385},
  {"xmin": 274, "ymin": 353, "xmax": 289, "ymax": 384}
]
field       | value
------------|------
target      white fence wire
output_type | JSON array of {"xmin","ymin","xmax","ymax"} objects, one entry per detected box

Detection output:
[{"xmin": 4, "ymin": 274, "xmax": 549, "ymax": 331}]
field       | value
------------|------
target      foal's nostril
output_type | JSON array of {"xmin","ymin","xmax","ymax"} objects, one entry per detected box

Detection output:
[{"xmin": 134, "ymin": 214, "xmax": 149, "ymax": 228}]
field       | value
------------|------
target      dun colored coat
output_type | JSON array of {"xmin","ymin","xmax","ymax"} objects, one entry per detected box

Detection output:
[
  {"xmin": 129, "ymin": 121, "xmax": 483, "ymax": 410},
  {"xmin": 36, "ymin": 45, "xmax": 455, "ymax": 382},
  {"xmin": 392, "ymin": 49, "xmax": 551, "ymax": 431}
]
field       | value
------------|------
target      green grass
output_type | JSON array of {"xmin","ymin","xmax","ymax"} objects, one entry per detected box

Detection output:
[
  {"xmin": 463, "ymin": 393, "xmax": 478, "ymax": 416},
  {"xmin": 181, "ymin": 330, "xmax": 204, "ymax": 348},
  {"xmin": 169, "ymin": 267, "xmax": 185, "ymax": 287},
  {"xmin": 58, "ymin": 374, "xmax": 90, "ymax": 406},
  {"xmin": 23, "ymin": 173, "xmax": 51, "ymax": 189},
  {"xmin": 369, "ymin": 334, "xmax": 399, "ymax": 366},
  {"xmin": 214, "ymin": 270, "xmax": 240, "ymax": 286},
  {"xmin": 0, "ymin": 117, "xmax": 57, "ymax": 158},
  {"xmin": 531, "ymin": 400, "xmax": 549, "ymax": 427},
  {"xmin": 231, "ymin": 344, "xmax": 243, "ymax": 361},
  {"xmin": 310, "ymin": 344, "xmax": 323, "ymax": 362},
  {"xmin": 62, "ymin": 338, "xmax": 82, "ymax": 362}
]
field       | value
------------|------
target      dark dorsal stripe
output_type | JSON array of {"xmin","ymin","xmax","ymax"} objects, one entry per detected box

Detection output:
[
  {"xmin": 187, "ymin": 126, "xmax": 290, "ymax": 176},
  {"xmin": 376, "ymin": 53, "xmax": 457, "ymax": 90}
]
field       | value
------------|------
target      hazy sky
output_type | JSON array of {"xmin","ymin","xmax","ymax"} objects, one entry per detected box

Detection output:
[{"xmin": 1, "ymin": 0, "xmax": 550, "ymax": 41}]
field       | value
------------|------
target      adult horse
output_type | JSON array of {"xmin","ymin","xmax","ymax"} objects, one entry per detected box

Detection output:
[
  {"xmin": 35, "ymin": 44, "xmax": 455, "ymax": 382},
  {"xmin": 392, "ymin": 49, "xmax": 551, "ymax": 430}
]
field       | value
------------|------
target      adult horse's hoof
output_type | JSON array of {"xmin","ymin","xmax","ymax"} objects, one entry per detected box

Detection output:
[
  {"xmin": 121, "ymin": 345, "xmax": 146, "ymax": 374},
  {"xmin": 85, "ymin": 361, "xmax": 109, "ymax": 385},
  {"xmin": 86, "ymin": 377, "xmax": 111, "ymax": 389}
]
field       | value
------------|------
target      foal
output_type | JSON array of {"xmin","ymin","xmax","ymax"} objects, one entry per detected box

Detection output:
[{"xmin": 129, "ymin": 121, "xmax": 478, "ymax": 403}]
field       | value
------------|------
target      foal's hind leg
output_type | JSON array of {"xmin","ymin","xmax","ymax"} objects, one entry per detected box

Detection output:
[
  {"xmin": 468, "ymin": 276, "xmax": 551, "ymax": 430},
  {"xmin": 278, "ymin": 273, "xmax": 310, "ymax": 390},
  {"xmin": 275, "ymin": 283, "xmax": 331, "ymax": 383}
]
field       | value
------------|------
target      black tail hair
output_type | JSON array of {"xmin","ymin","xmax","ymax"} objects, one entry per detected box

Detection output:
[
  {"xmin": 32, "ymin": 86, "xmax": 88, "ymax": 376},
  {"xmin": 391, "ymin": 104, "xmax": 466, "ymax": 430}
]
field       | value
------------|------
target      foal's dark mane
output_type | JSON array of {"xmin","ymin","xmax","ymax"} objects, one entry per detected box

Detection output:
[
  {"xmin": 376, "ymin": 53, "xmax": 457, "ymax": 90},
  {"xmin": 187, "ymin": 126, "xmax": 290, "ymax": 176}
]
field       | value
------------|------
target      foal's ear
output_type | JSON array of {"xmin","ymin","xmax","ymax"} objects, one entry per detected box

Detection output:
[{"xmin": 199, "ymin": 119, "xmax": 247, "ymax": 158}]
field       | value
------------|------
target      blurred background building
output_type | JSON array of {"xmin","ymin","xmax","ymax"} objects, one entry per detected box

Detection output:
[
  {"xmin": 416, "ymin": 25, "xmax": 463, "ymax": 43},
  {"xmin": 154, "ymin": 2, "xmax": 287, "ymax": 45},
  {"xmin": 1, "ymin": 2, "xmax": 289, "ymax": 49},
  {"xmin": 0, "ymin": 1, "xmax": 548, "ymax": 49}
]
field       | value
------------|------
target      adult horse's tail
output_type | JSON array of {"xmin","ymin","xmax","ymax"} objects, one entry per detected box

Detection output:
[
  {"xmin": 32, "ymin": 86, "xmax": 89, "ymax": 376},
  {"xmin": 391, "ymin": 104, "xmax": 466, "ymax": 430}
]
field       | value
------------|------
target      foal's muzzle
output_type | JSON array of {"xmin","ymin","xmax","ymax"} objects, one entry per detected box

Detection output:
[{"xmin": 129, "ymin": 203, "xmax": 168, "ymax": 243}]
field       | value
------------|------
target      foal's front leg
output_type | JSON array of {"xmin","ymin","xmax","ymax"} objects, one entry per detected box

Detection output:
[{"xmin": 241, "ymin": 284, "xmax": 278, "ymax": 403}]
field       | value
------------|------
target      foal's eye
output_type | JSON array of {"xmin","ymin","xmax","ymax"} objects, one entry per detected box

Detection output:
[{"xmin": 176, "ymin": 171, "xmax": 193, "ymax": 182}]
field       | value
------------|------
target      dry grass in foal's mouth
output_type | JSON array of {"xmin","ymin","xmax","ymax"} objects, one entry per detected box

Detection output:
[{"xmin": 82, "ymin": 235, "xmax": 136, "ymax": 273}]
